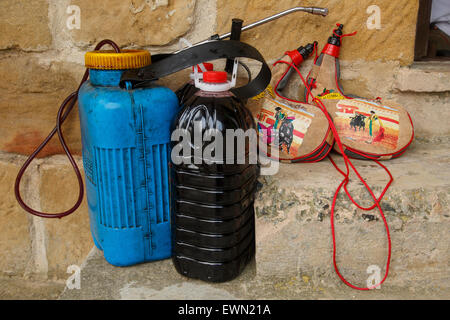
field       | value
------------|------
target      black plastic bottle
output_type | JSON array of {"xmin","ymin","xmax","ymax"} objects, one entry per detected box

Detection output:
[
  {"xmin": 171, "ymin": 70, "xmax": 258, "ymax": 283},
  {"xmin": 175, "ymin": 63, "xmax": 214, "ymax": 106}
]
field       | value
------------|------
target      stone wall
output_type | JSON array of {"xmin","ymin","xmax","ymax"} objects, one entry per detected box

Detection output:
[{"xmin": 0, "ymin": 0, "xmax": 449, "ymax": 282}]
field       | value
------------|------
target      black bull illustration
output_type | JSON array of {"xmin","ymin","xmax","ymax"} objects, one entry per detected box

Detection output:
[
  {"xmin": 278, "ymin": 119, "xmax": 294, "ymax": 153},
  {"xmin": 350, "ymin": 113, "xmax": 366, "ymax": 131}
]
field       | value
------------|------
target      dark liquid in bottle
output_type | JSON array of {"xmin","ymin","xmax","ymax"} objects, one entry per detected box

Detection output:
[
  {"xmin": 171, "ymin": 89, "xmax": 258, "ymax": 283},
  {"xmin": 175, "ymin": 80, "xmax": 198, "ymax": 106}
]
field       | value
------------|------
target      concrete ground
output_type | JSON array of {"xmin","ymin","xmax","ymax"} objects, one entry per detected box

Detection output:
[
  {"xmin": 0, "ymin": 277, "xmax": 64, "ymax": 300},
  {"xmin": 59, "ymin": 247, "xmax": 447, "ymax": 300},
  {"xmin": 61, "ymin": 139, "xmax": 449, "ymax": 300},
  {"xmin": 2, "ymin": 139, "xmax": 450, "ymax": 300}
]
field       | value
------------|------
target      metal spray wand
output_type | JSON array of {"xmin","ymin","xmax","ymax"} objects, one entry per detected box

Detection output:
[{"xmin": 174, "ymin": 6, "xmax": 329, "ymax": 53}]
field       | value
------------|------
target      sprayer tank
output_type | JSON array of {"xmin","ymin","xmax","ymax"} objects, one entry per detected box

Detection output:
[{"xmin": 78, "ymin": 68, "xmax": 178, "ymax": 266}]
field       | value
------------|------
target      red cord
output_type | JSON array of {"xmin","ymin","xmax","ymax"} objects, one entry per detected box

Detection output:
[
  {"xmin": 313, "ymin": 41, "xmax": 319, "ymax": 64},
  {"xmin": 329, "ymin": 155, "xmax": 393, "ymax": 211},
  {"xmin": 273, "ymin": 60, "xmax": 392, "ymax": 290},
  {"xmin": 334, "ymin": 23, "xmax": 358, "ymax": 39},
  {"xmin": 15, "ymin": 39, "xmax": 121, "ymax": 219},
  {"xmin": 335, "ymin": 61, "xmax": 353, "ymax": 99},
  {"xmin": 332, "ymin": 25, "xmax": 357, "ymax": 99},
  {"xmin": 302, "ymin": 43, "xmax": 319, "ymax": 104}
]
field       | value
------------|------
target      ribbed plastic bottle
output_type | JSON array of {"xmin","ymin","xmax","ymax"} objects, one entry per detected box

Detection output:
[
  {"xmin": 78, "ymin": 49, "xmax": 179, "ymax": 266},
  {"xmin": 175, "ymin": 63, "xmax": 214, "ymax": 106},
  {"xmin": 171, "ymin": 70, "xmax": 258, "ymax": 282}
]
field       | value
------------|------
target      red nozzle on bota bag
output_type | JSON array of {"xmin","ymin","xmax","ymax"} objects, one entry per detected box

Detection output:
[
  {"xmin": 276, "ymin": 41, "xmax": 318, "ymax": 92},
  {"xmin": 322, "ymin": 23, "xmax": 344, "ymax": 58},
  {"xmin": 286, "ymin": 41, "xmax": 318, "ymax": 66}
]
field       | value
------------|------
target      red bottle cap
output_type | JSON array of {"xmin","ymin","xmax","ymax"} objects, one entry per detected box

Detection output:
[
  {"xmin": 192, "ymin": 63, "xmax": 214, "ymax": 73},
  {"xmin": 203, "ymin": 71, "xmax": 228, "ymax": 83}
]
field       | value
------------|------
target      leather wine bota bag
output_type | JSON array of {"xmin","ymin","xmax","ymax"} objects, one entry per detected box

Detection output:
[
  {"xmin": 306, "ymin": 35, "xmax": 414, "ymax": 160},
  {"xmin": 247, "ymin": 53, "xmax": 333, "ymax": 163}
]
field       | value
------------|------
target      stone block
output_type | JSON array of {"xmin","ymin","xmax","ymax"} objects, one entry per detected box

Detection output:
[
  {"xmin": 394, "ymin": 67, "xmax": 450, "ymax": 93},
  {"xmin": 39, "ymin": 157, "xmax": 92, "ymax": 280},
  {"xmin": 0, "ymin": 0, "xmax": 52, "ymax": 51},
  {"xmin": 0, "ymin": 54, "xmax": 83, "ymax": 157},
  {"xmin": 216, "ymin": 0, "xmax": 419, "ymax": 65},
  {"xmin": 69, "ymin": 0, "xmax": 196, "ymax": 47},
  {"xmin": 0, "ymin": 157, "xmax": 32, "ymax": 277}
]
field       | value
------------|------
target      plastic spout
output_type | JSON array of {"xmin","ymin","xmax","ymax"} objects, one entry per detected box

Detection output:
[{"xmin": 298, "ymin": 41, "xmax": 318, "ymax": 60}]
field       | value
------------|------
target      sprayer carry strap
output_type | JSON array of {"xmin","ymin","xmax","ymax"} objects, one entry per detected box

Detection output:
[{"xmin": 120, "ymin": 40, "xmax": 272, "ymax": 100}]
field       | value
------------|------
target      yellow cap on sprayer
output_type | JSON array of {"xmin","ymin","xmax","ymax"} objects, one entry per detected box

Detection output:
[{"xmin": 85, "ymin": 49, "xmax": 151, "ymax": 70}]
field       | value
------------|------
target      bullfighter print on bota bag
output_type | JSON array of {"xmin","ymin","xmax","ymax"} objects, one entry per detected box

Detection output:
[
  {"xmin": 335, "ymin": 99, "xmax": 400, "ymax": 150},
  {"xmin": 256, "ymin": 98, "xmax": 314, "ymax": 158},
  {"xmin": 258, "ymin": 107, "xmax": 295, "ymax": 153},
  {"xmin": 348, "ymin": 111, "xmax": 385, "ymax": 144},
  {"xmin": 275, "ymin": 107, "xmax": 296, "ymax": 154},
  {"xmin": 366, "ymin": 110, "xmax": 385, "ymax": 144}
]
